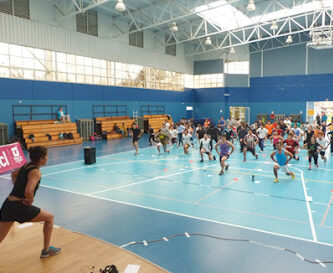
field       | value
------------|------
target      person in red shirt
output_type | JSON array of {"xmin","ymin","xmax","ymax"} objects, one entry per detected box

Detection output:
[
  {"xmin": 270, "ymin": 130, "xmax": 284, "ymax": 150},
  {"xmin": 273, "ymin": 124, "xmax": 283, "ymax": 136},
  {"xmin": 283, "ymin": 133, "xmax": 300, "ymax": 160}
]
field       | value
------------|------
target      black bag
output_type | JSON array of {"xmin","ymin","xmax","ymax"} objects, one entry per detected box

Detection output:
[
  {"xmin": 63, "ymin": 133, "xmax": 69, "ymax": 139},
  {"xmin": 68, "ymin": 132, "xmax": 74, "ymax": 139},
  {"xmin": 100, "ymin": 265, "xmax": 118, "ymax": 273},
  {"xmin": 28, "ymin": 134, "xmax": 35, "ymax": 142},
  {"xmin": 101, "ymin": 131, "xmax": 108, "ymax": 140},
  {"xmin": 46, "ymin": 134, "xmax": 52, "ymax": 140}
]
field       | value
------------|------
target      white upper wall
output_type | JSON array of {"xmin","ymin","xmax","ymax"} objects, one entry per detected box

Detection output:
[
  {"xmin": 191, "ymin": 45, "xmax": 249, "ymax": 63},
  {"xmin": 0, "ymin": 0, "xmax": 193, "ymax": 74}
]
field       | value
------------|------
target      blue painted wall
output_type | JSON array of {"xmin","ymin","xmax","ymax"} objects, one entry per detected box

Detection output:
[
  {"xmin": 193, "ymin": 87, "xmax": 249, "ymax": 122},
  {"xmin": 2, "ymin": 72, "xmax": 333, "ymax": 138},
  {"xmin": 249, "ymin": 74, "xmax": 333, "ymax": 122},
  {"xmin": 194, "ymin": 59, "xmax": 224, "ymax": 75},
  {"xmin": 0, "ymin": 78, "xmax": 195, "ymax": 136}
]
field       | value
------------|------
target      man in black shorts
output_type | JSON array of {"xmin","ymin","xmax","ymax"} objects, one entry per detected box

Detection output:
[
  {"xmin": 131, "ymin": 123, "xmax": 143, "ymax": 155},
  {"xmin": 243, "ymin": 129, "xmax": 259, "ymax": 162}
]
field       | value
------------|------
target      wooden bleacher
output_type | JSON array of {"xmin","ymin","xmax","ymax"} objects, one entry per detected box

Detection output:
[
  {"xmin": 17, "ymin": 120, "xmax": 83, "ymax": 149},
  {"xmin": 95, "ymin": 116, "xmax": 135, "ymax": 140},
  {"xmin": 144, "ymin": 114, "xmax": 172, "ymax": 131}
]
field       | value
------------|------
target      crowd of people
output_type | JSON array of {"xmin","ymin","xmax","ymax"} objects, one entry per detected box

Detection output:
[{"xmin": 131, "ymin": 115, "xmax": 333, "ymax": 181}]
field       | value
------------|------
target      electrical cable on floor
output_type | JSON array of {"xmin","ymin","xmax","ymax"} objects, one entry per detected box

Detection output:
[{"xmin": 120, "ymin": 232, "xmax": 333, "ymax": 267}]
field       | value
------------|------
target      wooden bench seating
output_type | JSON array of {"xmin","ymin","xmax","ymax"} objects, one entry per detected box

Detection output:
[
  {"xmin": 95, "ymin": 116, "xmax": 130, "ymax": 124},
  {"xmin": 16, "ymin": 120, "xmax": 56, "ymax": 128},
  {"xmin": 17, "ymin": 121, "xmax": 83, "ymax": 149},
  {"xmin": 106, "ymin": 133, "xmax": 123, "ymax": 140},
  {"xmin": 100, "ymin": 119, "xmax": 135, "ymax": 131},
  {"xmin": 143, "ymin": 114, "xmax": 172, "ymax": 131},
  {"xmin": 95, "ymin": 117, "xmax": 135, "ymax": 140}
]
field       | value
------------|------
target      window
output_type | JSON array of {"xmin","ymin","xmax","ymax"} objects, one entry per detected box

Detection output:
[
  {"xmin": 0, "ymin": 0, "xmax": 30, "ymax": 19},
  {"xmin": 165, "ymin": 35, "xmax": 176, "ymax": 56},
  {"xmin": 76, "ymin": 10, "xmax": 98, "ymax": 37},
  {"xmin": 192, "ymin": 74, "xmax": 224, "ymax": 88},
  {"xmin": 129, "ymin": 24, "xmax": 143, "ymax": 48},
  {"xmin": 224, "ymin": 61, "xmax": 249, "ymax": 74},
  {"xmin": 0, "ymin": 42, "xmax": 188, "ymax": 91}
]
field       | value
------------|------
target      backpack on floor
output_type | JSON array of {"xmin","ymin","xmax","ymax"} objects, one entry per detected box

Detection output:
[
  {"xmin": 28, "ymin": 134, "xmax": 35, "ymax": 142},
  {"xmin": 68, "ymin": 132, "xmax": 74, "ymax": 139}
]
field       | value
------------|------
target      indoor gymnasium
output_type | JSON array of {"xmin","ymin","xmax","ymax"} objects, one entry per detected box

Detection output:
[{"xmin": 1, "ymin": 0, "xmax": 333, "ymax": 273}]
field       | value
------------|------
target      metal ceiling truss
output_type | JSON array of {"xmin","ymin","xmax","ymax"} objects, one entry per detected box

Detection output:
[
  {"xmin": 110, "ymin": 0, "xmax": 226, "ymax": 38},
  {"xmin": 184, "ymin": 9, "xmax": 333, "ymax": 56}
]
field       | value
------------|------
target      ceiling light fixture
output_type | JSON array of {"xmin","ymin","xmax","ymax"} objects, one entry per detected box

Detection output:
[
  {"xmin": 286, "ymin": 35, "xmax": 293, "ymax": 44},
  {"xmin": 246, "ymin": 0, "xmax": 256, "ymax": 11},
  {"xmin": 205, "ymin": 37, "xmax": 212, "ymax": 46},
  {"xmin": 230, "ymin": 47, "xmax": 235, "ymax": 54},
  {"xmin": 270, "ymin": 21, "xmax": 278, "ymax": 31},
  {"xmin": 115, "ymin": 0, "xmax": 126, "ymax": 12},
  {"xmin": 170, "ymin": 22, "xmax": 178, "ymax": 32}
]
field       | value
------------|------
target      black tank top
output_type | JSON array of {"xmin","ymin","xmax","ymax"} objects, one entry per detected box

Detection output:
[{"xmin": 9, "ymin": 163, "xmax": 41, "ymax": 198}]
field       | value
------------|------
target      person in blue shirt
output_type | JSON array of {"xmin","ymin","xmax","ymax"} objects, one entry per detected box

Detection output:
[
  {"xmin": 57, "ymin": 107, "xmax": 70, "ymax": 123},
  {"xmin": 270, "ymin": 141, "xmax": 295, "ymax": 183}
]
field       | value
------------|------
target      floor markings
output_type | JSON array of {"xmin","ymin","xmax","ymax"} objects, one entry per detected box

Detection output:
[
  {"xmin": 320, "ymin": 190, "xmax": 333, "ymax": 226},
  {"xmin": 292, "ymin": 166, "xmax": 318, "ymax": 242}
]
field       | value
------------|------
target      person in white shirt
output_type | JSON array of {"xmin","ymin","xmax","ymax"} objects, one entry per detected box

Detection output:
[
  {"xmin": 284, "ymin": 117, "xmax": 292, "ymax": 127},
  {"xmin": 257, "ymin": 124, "xmax": 268, "ymax": 152},
  {"xmin": 169, "ymin": 125, "xmax": 178, "ymax": 144},
  {"xmin": 161, "ymin": 123, "xmax": 170, "ymax": 137},
  {"xmin": 317, "ymin": 131, "xmax": 329, "ymax": 162},
  {"xmin": 182, "ymin": 129, "xmax": 192, "ymax": 154},
  {"xmin": 199, "ymin": 134, "xmax": 216, "ymax": 162},
  {"xmin": 177, "ymin": 123, "xmax": 185, "ymax": 146},
  {"xmin": 165, "ymin": 121, "xmax": 170, "ymax": 129}
]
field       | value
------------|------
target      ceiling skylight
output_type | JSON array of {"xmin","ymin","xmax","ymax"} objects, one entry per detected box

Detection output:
[{"xmin": 195, "ymin": 0, "xmax": 333, "ymax": 32}]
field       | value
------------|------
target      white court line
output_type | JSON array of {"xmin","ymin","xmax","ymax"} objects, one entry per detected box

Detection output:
[
  {"xmin": 44, "ymin": 145, "xmax": 155, "ymax": 169},
  {"xmin": 46, "ymin": 144, "xmax": 137, "ymax": 163},
  {"xmin": 39, "ymin": 183, "xmax": 333, "ymax": 248},
  {"xmin": 292, "ymin": 166, "xmax": 318, "ymax": 242},
  {"xmin": 0, "ymin": 146, "xmax": 155, "ymax": 180},
  {"xmin": 290, "ymin": 164, "xmax": 333, "ymax": 172},
  {"xmin": 89, "ymin": 165, "xmax": 216, "ymax": 195}
]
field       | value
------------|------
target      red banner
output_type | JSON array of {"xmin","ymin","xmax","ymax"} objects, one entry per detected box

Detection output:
[{"xmin": 0, "ymin": 143, "xmax": 26, "ymax": 174}]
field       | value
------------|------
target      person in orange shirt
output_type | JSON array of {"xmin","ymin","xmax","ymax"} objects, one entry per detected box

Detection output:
[
  {"xmin": 204, "ymin": 119, "xmax": 210, "ymax": 128},
  {"xmin": 265, "ymin": 121, "xmax": 274, "ymax": 143}
]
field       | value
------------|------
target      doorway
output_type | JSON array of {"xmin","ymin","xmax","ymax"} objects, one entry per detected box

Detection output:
[
  {"xmin": 307, "ymin": 101, "xmax": 333, "ymax": 123},
  {"xmin": 229, "ymin": 106, "xmax": 250, "ymax": 123}
]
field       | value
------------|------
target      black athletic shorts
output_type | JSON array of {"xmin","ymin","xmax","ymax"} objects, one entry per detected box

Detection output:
[
  {"xmin": 320, "ymin": 151, "xmax": 325, "ymax": 156},
  {"xmin": 133, "ymin": 137, "xmax": 140, "ymax": 143},
  {"xmin": 0, "ymin": 198, "xmax": 41, "ymax": 223},
  {"xmin": 245, "ymin": 146, "xmax": 256, "ymax": 155}
]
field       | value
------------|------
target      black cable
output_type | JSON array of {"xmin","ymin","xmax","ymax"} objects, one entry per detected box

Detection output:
[{"xmin": 121, "ymin": 232, "xmax": 333, "ymax": 265}]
